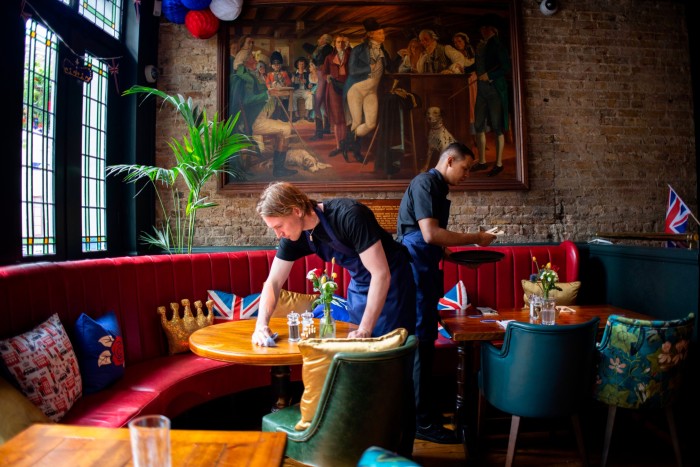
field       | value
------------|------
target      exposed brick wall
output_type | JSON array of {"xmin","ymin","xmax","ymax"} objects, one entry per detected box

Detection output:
[{"xmin": 156, "ymin": 1, "xmax": 696, "ymax": 247}]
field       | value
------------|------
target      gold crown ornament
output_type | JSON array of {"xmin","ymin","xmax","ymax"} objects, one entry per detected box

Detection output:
[{"xmin": 158, "ymin": 299, "xmax": 214, "ymax": 355}]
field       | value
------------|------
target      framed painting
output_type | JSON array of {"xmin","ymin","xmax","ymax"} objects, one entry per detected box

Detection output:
[{"xmin": 217, "ymin": 0, "xmax": 526, "ymax": 193}]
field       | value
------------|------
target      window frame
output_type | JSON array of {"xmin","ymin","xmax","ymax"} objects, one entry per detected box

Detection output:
[{"xmin": 2, "ymin": 0, "xmax": 153, "ymax": 265}]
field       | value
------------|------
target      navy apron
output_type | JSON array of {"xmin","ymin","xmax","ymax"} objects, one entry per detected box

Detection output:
[
  {"xmin": 400, "ymin": 169, "xmax": 449, "ymax": 342},
  {"xmin": 306, "ymin": 206, "xmax": 415, "ymax": 337}
]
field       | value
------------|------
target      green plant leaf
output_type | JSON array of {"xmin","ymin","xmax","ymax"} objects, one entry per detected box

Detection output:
[{"xmin": 111, "ymin": 86, "xmax": 256, "ymax": 253}]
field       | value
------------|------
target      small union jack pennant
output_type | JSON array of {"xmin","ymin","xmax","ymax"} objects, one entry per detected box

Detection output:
[
  {"xmin": 665, "ymin": 185, "xmax": 690, "ymax": 248},
  {"xmin": 665, "ymin": 185, "xmax": 690, "ymax": 234}
]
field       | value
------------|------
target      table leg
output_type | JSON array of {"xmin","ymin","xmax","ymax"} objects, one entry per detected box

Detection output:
[
  {"xmin": 270, "ymin": 365, "xmax": 291, "ymax": 412},
  {"xmin": 455, "ymin": 342, "xmax": 481, "ymax": 463}
]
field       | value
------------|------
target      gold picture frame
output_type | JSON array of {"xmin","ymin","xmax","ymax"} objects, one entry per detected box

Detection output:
[{"xmin": 217, "ymin": 0, "xmax": 527, "ymax": 193}]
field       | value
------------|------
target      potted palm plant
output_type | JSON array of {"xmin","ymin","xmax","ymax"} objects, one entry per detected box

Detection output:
[{"xmin": 108, "ymin": 85, "xmax": 254, "ymax": 254}]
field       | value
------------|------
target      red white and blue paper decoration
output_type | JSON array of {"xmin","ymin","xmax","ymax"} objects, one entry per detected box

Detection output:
[
  {"xmin": 210, "ymin": 0, "xmax": 243, "ymax": 21},
  {"xmin": 185, "ymin": 8, "xmax": 220, "ymax": 39},
  {"xmin": 181, "ymin": 0, "xmax": 211, "ymax": 10},
  {"xmin": 162, "ymin": 0, "xmax": 188, "ymax": 24}
]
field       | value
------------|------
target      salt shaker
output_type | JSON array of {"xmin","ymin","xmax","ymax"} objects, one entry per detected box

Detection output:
[
  {"xmin": 287, "ymin": 311, "xmax": 301, "ymax": 342},
  {"xmin": 529, "ymin": 294, "xmax": 542, "ymax": 323},
  {"xmin": 301, "ymin": 311, "xmax": 315, "ymax": 339}
]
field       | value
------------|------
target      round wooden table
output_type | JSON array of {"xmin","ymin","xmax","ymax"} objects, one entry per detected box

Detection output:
[{"xmin": 189, "ymin": 318, "xmax": 357, "ymax": 410}]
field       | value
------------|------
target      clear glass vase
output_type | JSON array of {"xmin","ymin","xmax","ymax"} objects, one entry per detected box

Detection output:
[{"xmin": 319, "ymin": 305, "xmax": 336, "ymax": 339}]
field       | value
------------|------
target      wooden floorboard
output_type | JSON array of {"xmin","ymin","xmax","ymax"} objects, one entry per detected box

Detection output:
[{"xmin": 172, "ymin": 384, "xmax": 695, "ymax": 467}]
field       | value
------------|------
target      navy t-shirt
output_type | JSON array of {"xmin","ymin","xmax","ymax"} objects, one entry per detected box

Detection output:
[
  {"xmin": 396, "ymin": 169, "xmax": 450, "ymax": 240},
  {"xmin": 276, "ymin": 198, "xmax": 403, "ymax": 261}
]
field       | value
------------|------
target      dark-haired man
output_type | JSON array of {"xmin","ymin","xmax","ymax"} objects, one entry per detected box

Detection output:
[{"xmin": 397, "ymin": 142, "xmax": 496, "ymax": 443}]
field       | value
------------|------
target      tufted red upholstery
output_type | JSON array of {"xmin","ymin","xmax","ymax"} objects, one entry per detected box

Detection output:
[
  {"xmin": 442, "ymin": 240, "xmax": 579, "ymax": 310},
  {"xmin": 0, "ymin": 242, "xmax": 578, "ymax": 426},
  {"xmin": 0, "ymin": 250, "xmax": 343, "ymax": 427}
]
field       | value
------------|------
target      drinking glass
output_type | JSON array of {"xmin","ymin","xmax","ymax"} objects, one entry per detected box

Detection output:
[
  {"xmin": 541, "ymin": 298, "xmax": 557, "ymax": 325},
  {"xmin": 129, "ymin": 415, "xmax": 171, "ymax": 467}
]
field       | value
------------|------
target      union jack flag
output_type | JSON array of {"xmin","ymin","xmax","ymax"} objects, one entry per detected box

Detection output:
[
  {"xmin": 665, "ymin": 185, "xmax": 690, "ymax": 247},
  {"xmin": 207, "ymin": 290, "xmax": 261, "ymax": 322},
  {"xmin": 438, "ymin": 280, "xmax": 469, "ymax": 312}
]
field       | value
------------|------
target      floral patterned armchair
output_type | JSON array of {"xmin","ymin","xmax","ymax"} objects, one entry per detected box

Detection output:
[{"xmin": 593, "ymin": 313, "xmax": 695, "ymax": 467}]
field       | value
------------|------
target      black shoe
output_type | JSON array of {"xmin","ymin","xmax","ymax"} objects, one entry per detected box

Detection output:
[
  {"xmin": 487, "ymin": 165, "xmax": 504, "ymax": 177},
  {"xmin": 309, "ymin": 132, "xmax": 323, "ymax": 141},
  {"xmin": 306, "ymin": 116, "xmax": 314, "ymax": 122},
  {"xmin": 415, "ymin": 423, "xmax": 460, "ymax": 444},
  {"xmin": 470, "ymin": 162, "xmax": 489, "ymax": 172},
  {"xmin": 329, "ymin": 147, "xmax": 342, "ymax": 157},
  {"xmin": 292, "ymin": 114, "xmax": 300, "ymax": 122}
]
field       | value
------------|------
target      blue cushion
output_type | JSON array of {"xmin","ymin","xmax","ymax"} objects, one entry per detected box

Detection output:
[
  {"xmin": 74, "ymin": 311, "xmax": 125, "ymax": 394},
  {"xmin": 207, "ymin": 289, "xmax": 261, "ymax": 322},
  {"xmin": 357, "ymin": 446, "xmax": 421, "ymax": 466},
  {"xmin": 312, "ymin": 295, "xmax": 350, "ymax": 322}
]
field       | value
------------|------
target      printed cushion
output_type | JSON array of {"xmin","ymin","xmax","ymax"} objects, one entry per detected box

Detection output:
[
  {"xmin": 295, "ymin": 328, "xmax": 408, "ymax": 431},
  {"xmin": 439, "ymin": 280, "xmax": 469, "ymax": 312},
  {"xmin": 208, "ymin": 289, "xmax": 318, "ymax": 322},
  {"xmin": 0, "ymin": 314, "xmax": 82, "ymax": 421},
  {"xmin": 0, "ymin": 376, "xmax": 52, "ymax": 444},
  {"xmin": 311, "ymin": 295, "xmax": 351, "ymax": 322},
  {"xmin": 522, "ymin": 280, "xmax": 581, "ymax": 306},
  {"xmin": 73, "ymin": 311, "xmax": 126, "ymax": 394},
  {"xmin": 208, "ymin": 290, "xmax": 261, "ymax": 322}
]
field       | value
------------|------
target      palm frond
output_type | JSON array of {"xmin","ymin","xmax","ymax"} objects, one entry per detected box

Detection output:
[{"xmin": 118, "ymin": 85, "xmax": 256, "ymax": 254}]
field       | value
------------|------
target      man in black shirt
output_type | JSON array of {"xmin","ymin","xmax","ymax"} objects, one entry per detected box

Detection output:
[
  {"xmin": 253, "ymin": 182, "xmax": 416, "ymax": 342},
  {"xmin": 397, "ymin": 142, "xmax": 495, "ymax": 444},
  {"xmin": 254, "ymin": 182, "xmax": 417, "ymax": 457}
]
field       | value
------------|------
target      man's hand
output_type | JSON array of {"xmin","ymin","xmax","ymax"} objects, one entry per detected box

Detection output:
[
  {"xmin": 477, "ymin": 227, "xmax": 503, "ymax": 246},
  {"xmin": 252, "ymin": 323, "xmax": 273, "ymax": 346},
  {"xmin": 347, "ymin": 328, "xmax": 371, "ymax": 339}
]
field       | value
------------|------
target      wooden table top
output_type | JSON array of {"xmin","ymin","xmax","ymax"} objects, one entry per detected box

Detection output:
[
  {"xmin": 0, "ymin": 423, "xmax": 286, "ymax": 467},
  {"xmin": 440, "ymin": 304, "xmax": 653, "ymax": 342},
  {"xmin": 189, "ymin": 317, "xmax": 358, "ymax": 366}
]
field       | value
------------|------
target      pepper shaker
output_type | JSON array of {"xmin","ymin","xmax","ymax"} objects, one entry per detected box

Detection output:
[{"xmin": 287, "ymin": 311, "xmax": 301, "ymax": 342}]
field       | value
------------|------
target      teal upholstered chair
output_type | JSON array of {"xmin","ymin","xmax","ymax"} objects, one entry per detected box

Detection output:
[
  {"xmin": 262, "ymin": 336, "xmax": 417, "ymax": 467},
  {"xmin": 593, "ymin": 313, "xmax": 695, "ymax": 467},
  {"xmin": 478, "ymin": 318, "xmax": 600, "ymax": 467},
  {"xmin": 356, "ymin": 446, "xmax": 421, "ymax": 467}
]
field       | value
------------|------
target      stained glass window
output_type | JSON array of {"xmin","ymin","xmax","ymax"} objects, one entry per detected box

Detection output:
[
  {"xmin": 81, "ymin": 55, "xmax": 108, "ymax": 252},
  {"xmin": 78, "ymin": 0, "xmax": 123, "ymax": 39},
  {"xmin": 22, "ymin": 20, "xmax": 58, "ymax": 257}
]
